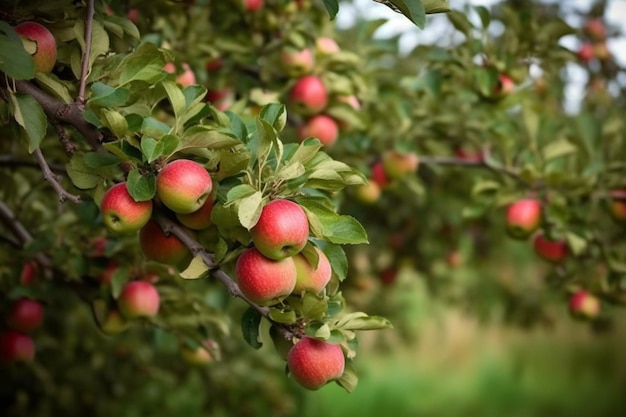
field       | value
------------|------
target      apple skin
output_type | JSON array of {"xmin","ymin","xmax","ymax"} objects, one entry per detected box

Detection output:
[
  {"xmin": 181, "ymin": 340, "xmax": 216, "ymax": 366},
  {"xmin": 15, "ymin": 21, "xmax": 57, "ymax": 74},
  {"xmin": 235, "ymin": 247, "xmax": 297, "ymax": 306},
  {"xmin": 6, "ymin": 298, "xmax": 44, "ymax": 333},
  {"xmin": 20, "ymin": 261, "xmax": 37, "ymax": 286},
  {"xmin": 118, "ymin": 281, "xmax": 160, "ymax": 319},
  {"xmin": 382, "ymin": 151, "xmax": 419, "ymax": 180},
  {"xmin": 505, "ymin": 198, "xmax": 541, "ymax": 239},
  {"xmin": 337, "ymin": 95, "xmax": 360, "ymax": 110},
  {"xmin": 176, "ymin": 63, "xmax": 196, "ymax": 87},
  {"xmin": 584, "ymin": 18, "xmax": 606, "ymax": 41},
  {"xmin": 243, "ymin": 0, "xmax": 264, "ymax": 11},
  {"xmin": 99, "ymin": 308, "xmax": 129, "ymax": 334},
  {"xmin": 101, "ymin": 182, "xmax": 153, "ymax": 234},
  {"xmin": 289, "ymin": 75, "xmax": 328, "ymax": 115},
  {"xmin": 156, "ymin": 159, "xmax": 213, "ymax": 214},
  {"xmin": 569, "ymin": 290, "xmax": 601, "ymax": 319},
  {"xmin": 250, "ymin": 199, "xmax": 310, "ymax": 260},
  {"xmin": 205, "ymin": 88, "xmax": 235, "ymax": 111},
  {"xmin": 0, "ymin": 331, "xmax": 35, "ymax": 364},
  {"xmin": 139, "ymin": 219, "xmax": 192, "ymax": 266},
  {"xmin": 370, "ymin": 161, "xmax": 390, "ymax": 188},
  {"xmin": 380, "ymin": 267, "xmax": 398, "ymax": 286},
  {"xmin": 494, "ymin": 74, "xmax": 515, "ymax": 95},
  {"xmin": 609, "ymin": 190, "xmax": 626, "ymax": 223},
  {"xmin": 297, "ymin": 115, "xmax": 338, "ymax": 147},
  {"xmin": 205, "ymin": 58, "xmax": 223, "ymax": 73},
  {"xmin": 315, "ymin": 37, "xmax": 340, "ymax": 55},
  {"xmin": 533, "ymin": 233, "xmax": 568, "ymax": 263},
  {"xmin": 287, "ymin": 337, "xmax": 345, "ymax": 390},
  {"xmin": 353, "ymin": 181, "xmax": 381, "ymax": 205},
  {"xmin": 593, "ymin": 42, "xmax": 610, "ymax": 61},
  {"xmin": 175, "ymin": 196, "xmax": 214, "ymax": 230},
  {"xmin": 281, "ymin": 48, "xmax": 314, "ymax": 77},
  {"xmin": 293, "ymin": 246, "xmax": 332, "ymax": 294},
  {"xmin": 578, "ymin": 42, "xmax": 595, "ymax": 62}
]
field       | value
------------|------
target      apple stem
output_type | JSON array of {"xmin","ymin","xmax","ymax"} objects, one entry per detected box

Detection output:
[
  {"xmin": 76, "ymin": 0, "xmax": 95, "ymax": 105},
  {"xmin": 33, "ymin": 148, "xmax": 81, "ymax": 204}
]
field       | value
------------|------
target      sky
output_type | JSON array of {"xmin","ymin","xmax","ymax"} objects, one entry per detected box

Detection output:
[{"xmin": 336, "ymin": 0, "xmax": 626, "ymax": 112}]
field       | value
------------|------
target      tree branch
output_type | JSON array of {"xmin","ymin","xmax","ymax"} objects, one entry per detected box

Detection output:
[
  {"xmin": 77, "ymin": 0, "xmax": 95, "ymax": 104},
  {"xmin": 32, "ymin": 148, "xmax": 81, "ymax": 204}
]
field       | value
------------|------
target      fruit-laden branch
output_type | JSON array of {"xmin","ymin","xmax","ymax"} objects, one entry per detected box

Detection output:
[
  {"xmin": 33, "ymin": 148, "xmax": 81, "ymax": 204},
  {"xmin": 76, "ymin": 0, "xmax": 95, "ymax": 104}
]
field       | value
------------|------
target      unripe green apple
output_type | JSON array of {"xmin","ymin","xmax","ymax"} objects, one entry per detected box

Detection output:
[
  {"xmin": 139, "ymin": 219, "xmax": 192, "ymax": 266},
  {"xmin": 101, "ymin": 182, "xmax": 153, "ymax": 233},
  {"xmin": 382, "ymin": 151, "xmax": 419, "ymax": 180},
  {"xmin": 180, "ymin": 340, "xmax": 216, "ymax": 366},
  {"xmin": 118, "ymin": 281, "xmax": 160, "ymax": 319},
  {"xmin": 569, "ymin": 290, "xmax": 600, "ymax": 319},
  {"xmin": 281, "ymin": 47, "xmax": 314, "ymax": 77},
  {"xmin": 235, "ymin": 247, "xmax": 297, "ymax": 306},
  {"xmin": 315, "ymin": 37, "xmax": 340, "ymax": 55},
  {"xmin": 533, "ymin": 233, "xmax": 568, "ymax": 263},
  {"xmin": 289, "ymin": 75, "xmax": 328, "ymax": 115},
  {"xmin": 99, "ymin": 308, "xmax": 129, "ymax": 334},
  {"xmin": 15, "ymin": 21, "xmax": 57, "ymax": 74},
  {"xmin": 353, "ymin": 181, "xmax": 381, "ymax": 205},
  {"xmin": 505, "ymin": 198, "xmax": 541, "ymax": 239},
  {"xmin": 287, "ymin": 337, "xmax": 345, "ymax": 390},
  {"xmin": 293, "ymin": 246, "xmax": 332, "ymax": 294},
  {"xmin": 0, "ymin": 331, "xmax": 35, "ymax": 364},
  {"xmin": 250, "ymin": 199, "xmax": 310, "ymax": 260},
  {"xmin": 175, "ymin": 196, "xmax": 214, "ymax": 230},
  {"xmin": 297, "ymin": 115, "xmax": 338, "ymax": 147},
  {"xmin": 156, "ymin": 159, "xmax": 213, "ymax": 214},
  {"xmin": 6, "ymin": 298, "xmax": 44, "ymax": 333}
]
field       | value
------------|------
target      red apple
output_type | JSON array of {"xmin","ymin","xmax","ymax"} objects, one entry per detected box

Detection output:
[
  {"xmin": 99, "ymin": 308, "xmax": 129, "ymax": 334},
  {"xmin": 454, "ymin": 146, "xmax": 483, "ymax": 162},
  {"xmin": 175, "ymin": 196, "xmax": 214, "ymax": 230},
  {"xmin": 157, "ymin": 159, "xmax": 213, "ymax": 214},
  {"xmin": 235, "ymin": 247, "xmax": 297, "ymax": 306},
  {"xmin": 494, "ymin": 74, "xmax": 515, "ymax": 95},
  {"xmin": 315, "ymin": 37, "xmax": 340, "ymax": 55},
  {"xmin": 15, "ymin": 21, "xmax": 57, "ymax": 74},
  {"xmin": 127, "ymin": 8, "xmax": 139, "ymax": 24},
  {"xmin": 176, "ymin": 63, "xmax": 196, "ymax": 87},
  {"xmin": 139, "ymin": 219, "xmax": 192, "ymax": 266},
  {"xmin": 297, "ymin": 115, "xmax": 338, "ymax": 147},
  {"xmin": 205, "ymin": 88, "xmax": 235, "ymax": 111},
  {"xmin": 609, "ymin": 190, "xmax": 626, "ymax": 222},
  {"xmin": 533, "ymin": 233, "xmax": 568, "ymax": 263},
  {"xmin": 118, "ymin": 281, "xmax": 160, "ymax": 319},
  {"xmin": 370, "ymin": 161, "xmax": 390, "ymax": 188},
  {"xmin": 205, "ymin": 58, "xmax": 223, "ymax": 73},
  {"xmin": 353, "ymin": 181, "xmax": 381, "ymax": 205},
  {"xmin": 337, "ymin": 95, "xmax": 360, "ymax": 110},
  {"xmin": 281, "ymin": 48, "xmax": 314, "ymax": 77},
  {"xmin": 0, "ymin": 331, "xmax": 35, "ymax": 364},
  {"xmin": 250, "ymin": 199, "xmax": 310, "ymax": 260},
  {"xmin": 287, "ymin": 337, "xmax": 345, "ymax": 390},
  {"xmin": 289, "ymin": 75, "xmax": 328, "ymax": 115},
  {"xmin": 505, "ymin": 198, "xmax": 541, "ymax": 239},
  {"xmin": 382, "ymin": 151, "xmax": 419, "ymax": 180},
  {"xmin": 101, "ymin": 182, "xmax": 153, "ymax": 233},
  {"xmin": 380, "ymin": 267, "xmax": 398, "ymax": 286},
  {"xmin": 5, "ymin": 298, "xmax": 44, "ymax": 333},
  {"xmin": 243, "ymin": 0, "xmax": 264, "ymax": 12},
  {"xmin": 569, "ymin": 290, "xmax": 600, "ymax": 319},
  {"xmin": 584, "ymin": 18, "xmax": 606, "ymax": 41},
  {"xmin": 99, "ymin": 260, "xmax": 118, "ymax": 286},
  {"xmin": 293, "ymin": 246, "xmax": 332, "ymax": 294},
  {"xmin": 578, "ymin": 42, "xmax": 594, "ymax": 62},
  {"xmin": 20, "ymin": 261, "xmax": 37, "ymax": 286}
]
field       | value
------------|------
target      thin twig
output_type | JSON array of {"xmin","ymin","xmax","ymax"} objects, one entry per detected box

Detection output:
[
  {"xmin": 51, "ymin": 119, "xmax": 78, "ymax": 155},
  {"xmin": 77, "ymin": 0, "xmax": 95, "ymax": 104},
  {"xmin": 32, "ymin": 148, "xmax": 81, "ymax": 204}
]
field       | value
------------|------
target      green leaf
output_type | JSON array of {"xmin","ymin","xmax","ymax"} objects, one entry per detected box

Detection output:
[
  {"xmin": 83, "ymin": 152, "xmax": 121, "ymax": 168},
  {"xmin": 241, "ymin": 307, "xmax": 263, "ymax": 349},
  {"xmin": 259, "ymin": 103, "xmax": 287, "ymax": 133},
  {"xmin": 9, "ymin": 93, "xmax": 47, "ymax": 152},
  {"xmin": 255, "ymin": 118, "xmax": 278, "ymax": 167},
  {"xmin": 275, "ymin": 161, "xmax": 305, "ymax": 181},
  {"xmin": 110, "ymin": 265, "xmax": 131, "ymax": 299},
  {"xmin": 89, "ymin": 82, "xmax": 130, "ymax": 108},
  {"xmin": 287, "ymin": 138, "xmax": 323, "ymax": 166},
  {"xmin": 177, "ymin": 126, "xmax": 241, "ymax": 152},
  {"xmin": 324, "ymin": 244, "xmax": 348, "ymax": 282},
  {"xmin": 162, "ymin": 80, "xmax": 186, "ymax": 120},
  {"xmin": 301, "ymin": 293, "xmax": 327, "ymax": 320},
  {"xmin": 35, "ymin": 73, "xmax": 73, "ymax": 103},
  {"xmin": 226, "ymin": 184, "xmax": 257, "ymax": 204},
  {"xmin": 72, "ymin": 19, "xmax": 109, "ymax": 78},
  {"xmin": 296, "ymin": 197, "xmax": 368, "ymax": 244},
  {"xmin": 336, "ymin": 362, "xmax": 358, "ymax": 393},
  {"xmin": 0, "ymin": 22, "xmax": 35, "ymax": 79},
  {"xmin": 423, "ymin": 0, "xmax": 451, "ymax": 14},
  {"xmin": 565, "ymin": 232, "xmax": 587, "ymax": 256},
  {"xmin": 542, "ymin": 138, "xmax": 578, "ymax": 161},
  {"xmin": 321, "ymin": 0, "xmax": 339, "ymax": 19},
  {"xmin": 141, "ymin": 117, "xmax": 171, "ymax": 138},
  {"xmin": 237, "ymin": 191, "xmax": 264, "ymax": 230},
  {"xmin": 336, "ymin": 314, "xmax": 393, "ymax": 331},
  {"xmin": 67, "ymin": 155, "xmax": 101, "ymax": 189},
  {"xmin": 126, "ymin": 169, "xmax": 156, "ymax": 201},
  {"xmin": 448, "ymin": 10, "xmax": 473, "ymax": 36},
  {"xmin": 384, "ymin": 0, "xmax": 426, "ymax": 29},
  {"xmin": 118, "ymin": 43, "xmax": 167, "ymax": 86},
  {"xmin": 226, "ymin": 111, "xmax": 248, "ymax": 141},
  {"xmin": 160, "ymin": 135, "xmax": 180, "ymax": 157},
  {"xmin": 268, "ymin": 308, "xmax": 297, "ymax": 324},
  {"xmin": 474, "ymin": 5, "xmax": 490, "ymax": 28},
  {"xmin": 180, "ymin": 256, "xmax": 210, "ymax": 279},
  {"xmin": 101, "ymin": 109, "xmax": 128, "ymax": 138},
  {"xmin": 314, "ymin": 323, "xmax": 331, "ymax": 340},
  {"xmin": 141, "ymin": 137, "xmax": 160, "ymax": 163}
]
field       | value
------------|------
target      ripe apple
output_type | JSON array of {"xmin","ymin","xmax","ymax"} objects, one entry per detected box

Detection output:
[
  {"xmin": 315, "ymin": 37, "xmax": 340, "ymax": 55},
  {"xmin": 608, "ymin": 190, "xmax": 626, "ymax": 222},
  {"xmin": 205, "ymin": 88, "xmax": 235, "ymax": 111},
  {"xmin": 297, "ymin": 115, "xmax": 339, "ymax": 147},
  {"xmin": 584, "ymin": 18, "xmax": 606, "ymax": 41},
  {"xmin": 5, "ymin": 298, "xmax": 44, "ymax": 333},
  {"xmin": 139, "ymin": 219, "xmax": 192, "ymax": 266},
  {"xmin": 127, "ymin": 8, "xmax": 139, "ymax": 24},
  {"xmin": 370, "ymin": 161, "xmax": 390, "ymax": 188},
  {"xmin": 578, "ymin": 43, "xmax": 594, "ymax": 62},
  {"xmin": 505, "ymin": 198, "xmax": 541, "ymax": 239},
  {"xmin": 281, "ymin": 48, "xmax": 314, "ymax": 77},
  {"xmin": 99, "ymin": 308, "xmax": 129, "ymax": 334},
  {"xmin": 250, "ymin": 199, "xmax": 310, "ymax": 260},
  {"xmin": 454, "ymin": 146, "xmax": 483, "ymax": 162},
  {"xmin": 287, "ymin": 337, "xmax": 345, "ymax": 390},
  {"xmin": 382, "ymin": 151, "xmax": 419, "ymax": 180},
  {"xmin": 157, "ymin": 159, "xmax": 213, "ymax": 214},
  {"xmin": 0, "ymin": 331, "xmax": 35, "ymax": 364},
  {"xmin": 205, "ymin": 58, "xmax": 223, "ymax": 73},
  {"xmin": 494, "ymin": 74, "xmax": 515, "ymax": 95},
  {"xmin": 337, "ymin": 95, "xmax": 360, "ymax": 110},
  {"xmin": 533, "ymin": 233, "xmax": 568, "ymax": 263},
  {"xmin": 101, "ymin": 182, "xmax": 153, "ymax": 233},
  {"xmin": 569, "ymin": 290, "xmax": 601, "ymax": 319},
  {"xmin": 15, "ymin": 21, "xmax": 57, "ymax": 74},
  {"xmin": 289, "ymin": 75, "xmax": 328, "ymax": 115},
  {"xmin": 175, "ymin": 196, "xmax": 214, "ymax": 230},
  {"xmin": 20, "ymin": 261, "xmax": 37, "ymax": 286},
  {"xmin": 243, "ymin": 0, "xmax": 264, "ymax": 11},
  {"xmin": 380, "ymin": 267, "xmax": 398, "ymax": 286},
  {"xmin": 118, "ymin": 281, "xmax": 160, "ymax": 319},
  {"xmin": 293, "ymin": 246, "xmax": 332, "ymax": 294},
  {"xmin": 176, "ymin": 63, "xmax": 196, "ymax": 87},
  {"xmin": 235, "ymin": 247, "xmax": 297, "ymax": 306},
  {"xmin": 353, "ymin": 181, "xmax": 381, "ymax": 205}
]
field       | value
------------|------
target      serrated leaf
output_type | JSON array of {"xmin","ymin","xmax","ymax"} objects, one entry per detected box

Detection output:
[
  {"xmin": 141, "ymin": 117, "xmax": 171, "ymax": 138},
  {"xmin": 9, "ymin": 93, "xmax": 46, "ymax": 152},
  {"xmin": 126, "ymin": 169, "xmax": 156, "ymax": 201},
  {"xmin": 241, "ymin": 307, "xmax": 263, "ymax": 349},
  {"xmin": 276, "ymin": 161, "xmax": 305, "ymax": 181},
  {"xmin": 141, "ymin": 137, "xmax": 159, "ymax": 163},
  {"xmin": 180, "ymin": 256, "xmax": 210, "ymax": 279},
  {"xmin": 237, "ymin": 191, "xmax": 264, "ymax": 230},
  {"xmin": 256, "ymin": 118, "xmax": 277, "ymax": 166},
  {"xmin": 301, "ymin": 292, "xmax": 327, "ymax": 320},
  {"xmin": 226, "ymin": 111, "xmax": 248, "ymax": 141},
  {"xmin": 287, "ymin": 138, "xmax": 323, "ymax": 166},
  {"xmin": 226, "ymin": 184, "xmax": 257, "ymax": 204},
  {"xmin": 67, "ymin": 154, "xmax": 101, "ymax": 189}
]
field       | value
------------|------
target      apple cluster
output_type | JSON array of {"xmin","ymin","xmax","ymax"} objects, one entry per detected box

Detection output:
[{"xmin": 0, "ymin": 298, "xmax": 44, "ymax": 364}]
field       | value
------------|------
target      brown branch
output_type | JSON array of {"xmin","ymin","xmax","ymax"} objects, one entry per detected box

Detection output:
[
  {"xmin": 32, "ymin": 148, "xmax": 81, "ymax": 204},
  {"xmin": 77, "ymin": 0, "xmax": 95, "ymax": 104},
  {"xmin": 51, "ymin": 119, "xmax": 78, "ymax": 155}
]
